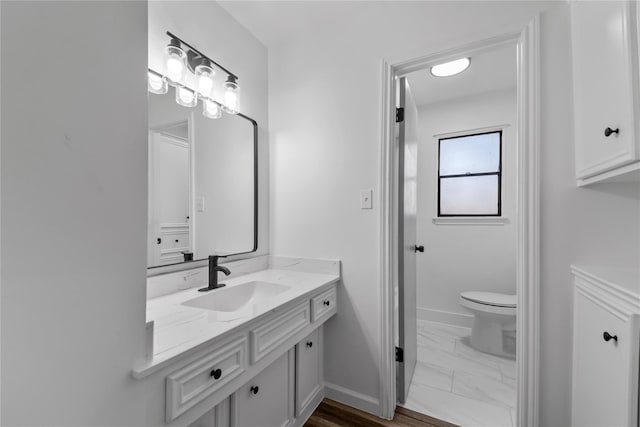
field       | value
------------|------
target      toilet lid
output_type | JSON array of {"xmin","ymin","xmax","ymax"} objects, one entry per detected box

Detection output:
[{"xmin": 460, "ymin": 291, "xmax": 516, "ymax": 308}]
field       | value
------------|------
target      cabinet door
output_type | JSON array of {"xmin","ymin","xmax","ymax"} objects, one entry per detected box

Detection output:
[
  {"xmin": 232, "ymin": 351, "xmax": 294, "ymax": 427},
  {"xmin": 572, "ymin": 283, "xmax": 639, "ymax": 426},
  {"xmin": 572, "ymin": 1, "xmax": 639, "ymax": 179},
  {"xmin": 187, "ymin": 398, "xmax": 229, "ymax": 427},
  {"xmin": 295, "ymin": 329, "xmax": 322, "ymax": 417}
]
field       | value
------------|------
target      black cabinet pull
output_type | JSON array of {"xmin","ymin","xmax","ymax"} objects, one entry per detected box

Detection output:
[
  {"xmin": 323, "ymin": 300, "xmax": 330, "ymax": 307},
  {"xmin": 210, "ymin": 368, "xmax": 222, "ymax": 379},
  {"xmin": 306, "ymin": 341, "xmax": 313, "ymax": 348},
  {"xmin": 156, "ymin": 238, "xmax": 162, "ymax": 245},
  {"xmin": 603, "ymin": 331, "xmax": 618, "ymax": 343},
  {"xmin": 414, "ymin": 245, "xmax": 424, "ymax": 253},
  {"xmin": 604, "ymin": 127, "xmax": 619, "ymax": 137},
  {"xmin": 250, "ymin": 386, "xmax": 259, "ymax": 395}
]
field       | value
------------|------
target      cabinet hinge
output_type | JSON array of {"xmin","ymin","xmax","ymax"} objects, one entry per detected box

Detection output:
[
  {"xmin": 396, "ymin": 107, "xmax": 404, "ymax": 123},
  {"xmin": 395, "ymin": 346, "xmax": 404, "ymax": 363}
]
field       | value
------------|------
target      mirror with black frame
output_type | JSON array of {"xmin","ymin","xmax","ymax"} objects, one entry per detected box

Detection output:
[{"xmin": 147, "ymin": 85, "xmax": 257, "ymax": 269}]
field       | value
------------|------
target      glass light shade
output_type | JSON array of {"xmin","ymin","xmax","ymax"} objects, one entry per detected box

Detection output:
[
  {"xmin": 147, "ymin": 71, "xmax": 168, "ymax": 95},
  {"xmin": 202, "ymin": 99, "xmax": 222, "ymax": 119},
  {"xmin": 430, "ymin": 57, "xmax": 470, "ymax": 77},
  {"xmin": 195, "ymin": 64, "xmax": 216, "ymax": 98},
  {"xmin": 175, "ymin": 86, "xmax": 197, "ymax": 108},
  {"xmin": 222, "ymin": 78, "xmax": 240, "ymax": 114},
  {"xmin": 164, "ymin": 44, "xmax": 187, "ymax": 86}
]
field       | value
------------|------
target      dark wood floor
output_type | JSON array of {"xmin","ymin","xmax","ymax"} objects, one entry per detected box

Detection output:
[{"xmin": 304, "ymin": 399, "xmax": 460, "ymax": 427}]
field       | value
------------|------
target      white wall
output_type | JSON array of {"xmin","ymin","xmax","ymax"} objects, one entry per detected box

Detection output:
[
  {"xmin": 149, "ymin": 0, "xmax": 269, "ymax": 260},
  {"xmin": 415, "ymin": 89, "xmax": 517, "ymax": 325},
  {"xmin": 1, "ymin": 2, "xmax": 148, "ymax": 425},
  {"xmin": 267, "ymin": 2, "xmax": 640, "ymax": 426}
]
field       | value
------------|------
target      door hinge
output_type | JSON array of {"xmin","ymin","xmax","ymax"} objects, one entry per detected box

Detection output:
[
  {"xmin": 395, "ymin": 346, "xmax": 404, "ymax": 363},
  {"xmin": 396, "ymin": 107, "xmax": 404, "ymax": 123}
]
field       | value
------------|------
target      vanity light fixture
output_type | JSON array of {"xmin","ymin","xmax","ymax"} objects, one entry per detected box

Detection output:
[
  {"xmin": 148, "ymin": 31, "xmax": 241, "ymax": 119},
  {"xmin": 147, "ymin": 69, "xmax": 168, "ymax": 95},
  {"xmin": 222, "ymin": 75, "xmax": 240, "ymax": 115},
  {"xmin": 175, "ymin": 86, "xmax": 197, "ymax": 108},
  {"xmin": 430, "ymin": 57, "xmax": 471, "ymax": 77},
  {"xmin": 164, "ymin": 38, "xmax": 187, "ymax": 86},
  {"xmin": 195, "ymin": 58, "xmax": 216, "ymax": 98},
  {"xmin": 203, "ymin": 98, "xmax": 223, "ymax": 119}
]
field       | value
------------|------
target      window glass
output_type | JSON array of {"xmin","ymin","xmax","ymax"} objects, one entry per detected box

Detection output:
[
  {"xmin": 439, "ymin": 132, "xmax": 500, "ymax": 175},
  {"xmin": 438, "ymin": 130, "xmax": 502, "ymax": 216},
  {"xmin": 440, "ymin": 175, "xmax": 499, "ymax": 215}
]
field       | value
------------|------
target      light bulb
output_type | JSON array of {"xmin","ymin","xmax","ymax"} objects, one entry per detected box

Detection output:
[
  {"xmin": 167, "ymin": 58, "xmax": 183, "ymax": 77},
  {"xmin": 203, "ymin": 99, "xmax": 222, "ymax": 119},
  {"xmin": 164, "ymin": 39, "xmax": 187, "ymax": 86},
  {"xmin": 195, "ymin": 61, "xmax": 216, "ymax": 98},
  {"xmin": 147, "ymin": 70, "xmax": 168, "ymax": 95},
  {"xmin": 175, "ymin": 86, "xmax": 197, "ymax": 108},
  {"xmin": 222, "ymin": 76, "xmax": 240, "ymax": 114},
  {"xmin": 430, "ymin": 58, "xmax": 470, "ymax": 77}
]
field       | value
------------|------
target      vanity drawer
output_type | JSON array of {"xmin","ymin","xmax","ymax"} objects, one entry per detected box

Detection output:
[
  {"xmin": 166, "ymin": 336, "xmax": 248, "ymax": 422},
  {"xmin": 311, "ymin": 286, "xmax": 337, "ymax": 323},
  {"xmin": 250, "ymin": 301, "xmax": 310, "ymax": 364}
]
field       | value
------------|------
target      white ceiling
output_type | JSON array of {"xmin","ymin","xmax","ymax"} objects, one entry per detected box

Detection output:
[
  {"xmin": 218, "ymin": 1, "xmax": 554, "ymax": 49},
  {"xmin": 405, "ymin": 43, "xmax": 517, "ymax": 107},
  {"xmin": 218, "ymin": 1, "xmax": 520, "ymax": 107}
]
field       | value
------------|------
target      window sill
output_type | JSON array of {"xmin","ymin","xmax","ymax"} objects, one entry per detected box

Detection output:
[{"xmin": 432, "ymin": 217, "xmax": 510, "ymax": 225}]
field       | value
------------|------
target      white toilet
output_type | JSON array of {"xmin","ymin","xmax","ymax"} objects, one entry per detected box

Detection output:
[{"xmin": 459, "ymin": 291, "xmax": 516, "ymax": 357}]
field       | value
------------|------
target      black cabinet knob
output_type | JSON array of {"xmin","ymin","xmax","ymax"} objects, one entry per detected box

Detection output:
[
  {"xmin": 306, "ymin": 341, "xmax": 313, "ymax": 348},
  {"xmin": 323, "ymin": 300, "xmax": 331, "ymax": 307},
  {"xmin": 603, "ymin": 331, "xmax": 618, "ymax": 343},
  {"xmin": 414, "ymin": 245, "xmax": 424, "ymax": 253},
  {"xmin": 604, "ymin": 127, "xmax": 619, "ymax": 137},
  {"xmin": 250, "ymin": 386, "xmax": 259, "ymax": 395},
  {"xmin": 210, "ymin": 368, "xmax": 222, "ymax": 379}
]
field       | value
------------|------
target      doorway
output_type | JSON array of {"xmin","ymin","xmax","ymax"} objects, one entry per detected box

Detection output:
[
  {"xmin": 148, "ymin": 120, "xmax": 193, "ymax": 266},
  {"xmin": 399, "ymin": 42, "xmax": 518, "ymax": 426},
  {"xmin": 379, "ymin": 19, "xmax": 540, "ymax": 427}
]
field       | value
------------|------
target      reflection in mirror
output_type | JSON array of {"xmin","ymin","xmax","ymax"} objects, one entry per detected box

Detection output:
[{"xmin": 148, "ymin": 86, "xmax": 257, "ymax": 268}]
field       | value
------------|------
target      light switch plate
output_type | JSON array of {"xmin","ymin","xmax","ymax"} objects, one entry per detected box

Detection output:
[{"xmin": 360, "ymin": 189, "xmax": 373, "ymax": 209}]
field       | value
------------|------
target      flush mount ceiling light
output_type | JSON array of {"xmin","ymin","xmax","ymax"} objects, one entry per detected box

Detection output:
[
  {"xmin": 149, "ymin": 31, "xmax": 241, "ymax": 119},
  {"xmin": 430, "ymin": 57, "xmax": 471, "ymax": 77}
]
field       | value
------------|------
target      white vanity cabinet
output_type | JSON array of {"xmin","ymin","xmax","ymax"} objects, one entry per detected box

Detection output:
[
  {"xmin": 231, "ymin": 351, "xmax": 295, "ymax": 427},
  {"xmin": 295, "ymin": 329, "xmax": 323, "ymax": 418},
  {"xmin": 187, "ymin": 399, "xmax": 230, "ymax": 427},
  {"xmin": 152, "ymin": 281, "xmax": 337, "ymax": 427},
  {"xmin": 571, "ymin": 0, "xmax": 640, "ymax": 185}
]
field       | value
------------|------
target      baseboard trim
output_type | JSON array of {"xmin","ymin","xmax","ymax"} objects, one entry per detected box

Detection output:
[
  {"xmin": 324, "ymin": 381, "xmax": 380, "ymax": 416},
  {"xmin": 417, "ymin": 307, "xmax": 473, "ymax": 328}
]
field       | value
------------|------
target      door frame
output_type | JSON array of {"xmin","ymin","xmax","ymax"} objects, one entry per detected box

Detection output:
[
  {"xmin": 148, "ymin": 116, "xmax": 195, "ymax": 267},
  {"xmin": 378, "ymin": 17, "xmax": 540, "ymax": 426}
]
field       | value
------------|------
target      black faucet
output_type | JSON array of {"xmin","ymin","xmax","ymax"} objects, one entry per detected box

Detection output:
[{"xmin": 198, "ymin": 255, "xmax": 231, "ymax": 292}]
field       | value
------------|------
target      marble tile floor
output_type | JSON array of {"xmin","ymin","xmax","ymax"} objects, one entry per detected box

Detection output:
[{"xmin": 399, "ymin": 320, "xmax": 516, "ymax": 427}]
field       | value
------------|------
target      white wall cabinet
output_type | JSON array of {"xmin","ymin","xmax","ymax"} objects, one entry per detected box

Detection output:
[
  {"xmin": 571, "ymin": 267, "xmax": 640, "ymax": 427},
  {"xmin": 571, "ymin": 0, "xmax": 640, "ymax": 185}
]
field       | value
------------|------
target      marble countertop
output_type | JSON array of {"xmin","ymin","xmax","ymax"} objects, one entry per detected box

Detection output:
[{"xmin": 133, "ymin": 262, "xmax": 339, "ymax": 379}]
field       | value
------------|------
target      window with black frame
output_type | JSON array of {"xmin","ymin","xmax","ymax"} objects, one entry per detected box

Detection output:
[{"xmin": 437, "ymin": 130, "xmax": 502, "ymax": 216}]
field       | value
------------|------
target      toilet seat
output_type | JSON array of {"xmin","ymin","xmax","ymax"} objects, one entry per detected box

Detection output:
[
  {"xmin": 459, "ymin": 291, "xmax": 517, "ymax": 357},
  {"xmin": 460, "ymin": 291, "xmax": 516, "ymax": 308}
]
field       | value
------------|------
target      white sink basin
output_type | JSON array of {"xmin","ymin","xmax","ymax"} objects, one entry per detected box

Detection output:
[{"xmin": 182, "ymin": 281, "xmax": 291, "ymax": 313}]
